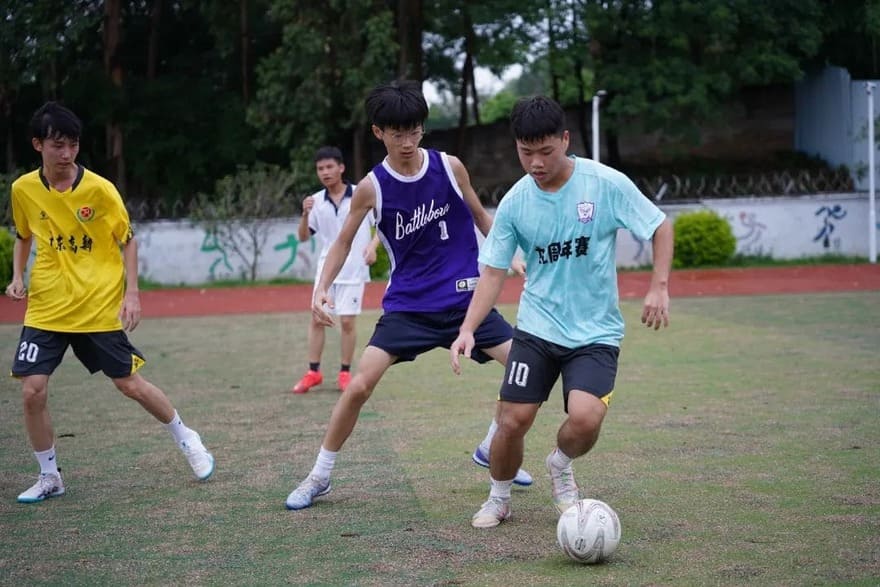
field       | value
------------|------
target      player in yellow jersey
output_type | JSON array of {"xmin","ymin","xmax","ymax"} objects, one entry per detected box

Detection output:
[{"xmin": 6, "ymin": 102, "xmax": 215, "ymax": 503}]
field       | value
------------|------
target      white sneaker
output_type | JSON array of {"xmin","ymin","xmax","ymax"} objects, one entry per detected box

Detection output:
[
  {"xmin": 545, "ymin": 451, "xmax": 582, "ymax": 514},
  {"xmin": 471, "ymin": 496, "xmax": 511, "ymax": 528},
  {"xmin": 17, "ymin": 471, "xmax": 65, "ymax": 503},
  {"xmin": 179, "ymin": 433, "xmax": 215, "ymax": 481},
  {"xmin": 285, "ymin": 475, "xmax": 331, "ymax": 510}
]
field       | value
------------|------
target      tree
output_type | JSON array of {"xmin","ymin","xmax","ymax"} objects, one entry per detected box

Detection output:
[
  {"xmin": 424, "ymin": 0, "xmax": 539, "ymax": 152},
  {"xmin": 0, "ymin": 0, "xmax": 102, "ymax": 172},
  {"xmin": 580, "ymin": 0, "xmax": 823, "ymax": 166},
  {"xmin": 249, "ymin": 0, "xmax": 397, "ymax": 182},
  {"xmin": 190, "ymin": 163, "xmax": 298, "ymax": 282},
  {"xmin": 815, "ymin": 0, "xmax": 880, "ymax": 78}
]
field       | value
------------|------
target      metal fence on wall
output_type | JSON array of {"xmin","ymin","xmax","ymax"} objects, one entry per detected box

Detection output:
[{"xmin": 32, "ymin": 167, "xmax": 850, "ymax": 223}]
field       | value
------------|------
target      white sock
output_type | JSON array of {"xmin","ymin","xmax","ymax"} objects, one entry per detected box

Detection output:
[
  {"xmin": 480, "ymin": 419, "xmax": 499, "ymax": 453},
  {"xmin": 489, "ymin": 478, "xmax": 513, "ymax": 500},
  {"xmin": 549, "ymin": 447, "xmax": 573, "ymax": 469},
  {"xmin": 35, "ymin": 446, "xmax": 59, "ymax": 475},
  {"xmin": 309, "ymin": 446, "xmax": 337, "ymax": 481},
  {"xmin": 164, "ymin": 411, "xmax": 194, "ymax": 444}
]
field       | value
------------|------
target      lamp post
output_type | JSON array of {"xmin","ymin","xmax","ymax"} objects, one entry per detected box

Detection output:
[
  {"xmin": 868, "ymin": 82, "xmax": 877, "ymax": 264},
  {"xmin": 592, "ymin": 90, "xmax": 606, "ymax": 162}
]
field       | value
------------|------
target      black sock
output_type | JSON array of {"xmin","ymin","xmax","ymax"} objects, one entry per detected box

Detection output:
[
  {"xmin": 309, "ymin": 362, "xmax": 320, "ymax": 372},
  {"xmin": 340, "ymin": 364, "xmax": 351, "ymax": 372}
]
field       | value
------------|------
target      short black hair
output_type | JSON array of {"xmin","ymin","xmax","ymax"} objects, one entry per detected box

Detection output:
[
  {"xmin": 364, "ymin": 80, "xmax": 428, "ymax": 130},
  {"xmin": 314, "ymin": 146, "xmax": 344, "ymax": 164},
  {"xmin": 510, "ymin": 96, "xmax": 566, "ymax": 143},
  {"xmin": 30, "ymin": 102, "xmax": 82, "ymax": 142}
]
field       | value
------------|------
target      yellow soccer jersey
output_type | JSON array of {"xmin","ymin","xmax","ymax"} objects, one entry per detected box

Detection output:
[{"xmin": 11, "ymin": 166, "xmax": 134, "ymax": 332}]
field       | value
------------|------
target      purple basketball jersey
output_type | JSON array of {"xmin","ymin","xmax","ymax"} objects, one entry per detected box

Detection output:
[{"xmin": 370, "ymin": 149, "xmax": 480, "ymax": 312}]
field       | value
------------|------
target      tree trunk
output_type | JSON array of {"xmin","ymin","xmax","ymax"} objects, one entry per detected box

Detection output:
[
  {"xmin": 397, "ymin": 0, "xmax": 423, "ymax": 81},
  {"xmin": 147, "ymin": 0, "xmax": 162, "ymax": 80},
  {"xmin": 353, "ymin": 124, "xmax": 366, "ymax": 181},
  {"xmin": 547, "ymin": 0, "xmax": 561, "ymax": 101},
  {"xmin": 240, "ymin": 0, "xmax": 250, "ymax": 104},
  {"xmin": 103, "ymin": 0, "xmax": 126, "ymax": 193},
  {"xmin": 457, "ymin": 51, "xmax": 471, "ymax": 156}
]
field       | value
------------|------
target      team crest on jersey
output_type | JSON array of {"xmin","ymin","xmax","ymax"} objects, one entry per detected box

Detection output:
[
  {"xmin": 76, "ymin": 206, "xmax": 95, "ymax": 222},
  {"xmin": 577, "ymin": 201, "xmax": 595, "ymax": 223}
]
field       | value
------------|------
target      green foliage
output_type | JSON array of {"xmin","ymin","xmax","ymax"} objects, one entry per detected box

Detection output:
[
  {"xmin": 581, "ymin": 0, "xmax": 823, "ymax": 139},
  {"xmin": 673, "ymin": 209, "xmax": 737, "ymax": 268},
  {"xmin": 370, "ymin": 240, "xmax": 390, "ymax": 281},
  {"xmin": 480, "ymin": 90, "xmax": 519, "ymax": 124},
  {"xmin": 0, "ymin": 228, "xmax": 14, "ymax": 285},
  {"xmin": 190, "ymin": 163, "xmax": 299, "ymax": 281},
  {"xmin": 249, "ymin": 0, "xmax": 396, "ymax": 177}
]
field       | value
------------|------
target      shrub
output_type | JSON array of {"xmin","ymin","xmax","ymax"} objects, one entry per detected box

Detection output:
[
  {"xmin": 0, "ymin": 228, "xmax": 14, "ymax": 286},
  {"xmin": 370, "ymin": 240, "xmax": 390, "ymax": 281},
  {"xmin": 673, "ymin": 209, "xmax": 737, "ymax": 268}
]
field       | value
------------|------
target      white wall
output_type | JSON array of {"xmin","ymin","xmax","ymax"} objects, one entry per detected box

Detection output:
[{"xmin": 133, "ymin": 193, "xmax": 879, "ymax": 285}]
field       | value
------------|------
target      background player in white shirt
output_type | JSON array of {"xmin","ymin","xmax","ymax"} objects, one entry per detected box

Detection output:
[{"xmin": 292, "ymin": 146, "xmax": 379, "ymax": 394}]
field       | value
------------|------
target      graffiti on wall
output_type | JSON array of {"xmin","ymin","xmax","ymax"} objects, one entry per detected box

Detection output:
[
  {"xmin": 813, "ymin": 204, "xmax": 847, "ymax": 249},
  {"xmin": 200, "ymin": 231, "xmax": 235, "ymax": 280},
  {"xmin": 726, "ymin": 211, "xmax": 768, "ymax": 254},
  {"xmin": 273, "ymin": 233, "xmax": 318, "ymax": 277}
]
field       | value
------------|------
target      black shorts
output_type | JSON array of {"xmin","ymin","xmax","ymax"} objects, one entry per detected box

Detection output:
[
  {"xmin": 368, "ymin": 308, "xmax": 513, "ymax": 364},
  {"xmin": 499, "ymin": 328, "xmax": 620, "ymax": 412},
  {"xmin": 11, "ymin": 326, "xmax": 146, "ymax": 379}
]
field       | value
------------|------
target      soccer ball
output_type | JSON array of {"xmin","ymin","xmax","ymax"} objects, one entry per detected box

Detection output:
[{"xmin": 556, "ymin": 498, "xmax": 621, "ymax": 564}]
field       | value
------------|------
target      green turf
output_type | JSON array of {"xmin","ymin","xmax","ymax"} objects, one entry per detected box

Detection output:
[{"xmin": 1, "ymin": 293, "xmax": 878, "ymax": 586}]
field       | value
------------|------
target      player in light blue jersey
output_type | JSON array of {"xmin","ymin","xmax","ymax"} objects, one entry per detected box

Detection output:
[{"xmin": 451, "ymin": 95, "xmax": 673, "ymax": 528}]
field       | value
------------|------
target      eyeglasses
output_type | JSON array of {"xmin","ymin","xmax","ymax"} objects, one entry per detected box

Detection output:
[{"xmin": 382, "ymin": 128, "xmax": 424, "ymax": 145}]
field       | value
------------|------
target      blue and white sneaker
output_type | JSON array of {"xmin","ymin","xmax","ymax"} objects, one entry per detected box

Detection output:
[
  {"xmin": 180, "ymin": 433, "xmax": 215, "ymax": 481},
  {"xmin": 17, "ymin": 471, "xmax": 65, "ymax": 503},
  {"xmin": 285, "ymin": 475, "xmax": 332, "ymax": 510},
  {"xmin": 472, "ymin": 446, "xmax": 534, "ymax": 486}
]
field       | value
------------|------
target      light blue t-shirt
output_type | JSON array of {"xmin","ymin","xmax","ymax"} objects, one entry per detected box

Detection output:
[{"xmin": 480, "ymin": 156, "xmax": 665, "ymax": 348}]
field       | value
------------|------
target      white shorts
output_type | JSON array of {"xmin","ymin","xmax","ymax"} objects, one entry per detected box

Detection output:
[{"xmin": 314, "ymin": 282, "xmax": 365, "ymax": 316}]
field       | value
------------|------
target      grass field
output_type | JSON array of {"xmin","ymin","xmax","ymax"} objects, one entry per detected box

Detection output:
[{"xmin": 1, "ymin": 292, "xmax": 879, "ymax": 586}]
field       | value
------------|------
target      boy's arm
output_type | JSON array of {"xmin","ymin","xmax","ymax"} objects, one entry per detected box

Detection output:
[
  {"xmin": 6, "ymin": 235, "xmax": 32, "ymax": 300},
  {"xmin": 298, "ymin": 196, "xmax": 315, "ymax": 242},
  {"xmin": 449, "ymin": 155, "xmax": 494, "ymax": 237},
  {"xmin": 449, "ymin": 265, "xmax": 507, "ymax": 374},
  {"xmin": 313, "ymin": 178, "xmax": 376, "ymax": 324},
  {"xmin": 641, "ymin": 218, "xmax": 673, "ymax": 330},
  {"xmin": 120, "ymin": 237, "xmax": 142, "ymax": 331}
]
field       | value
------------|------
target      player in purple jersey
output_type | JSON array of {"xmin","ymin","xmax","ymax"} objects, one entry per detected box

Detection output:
[{"xmin": 285, "ymin": 80, "xmax": 531, "ymax": 511}]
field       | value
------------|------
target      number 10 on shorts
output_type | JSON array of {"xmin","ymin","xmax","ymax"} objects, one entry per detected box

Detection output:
[{"xmin": 508, "ymin": 360, "xmax": 530, "ymax": 387}]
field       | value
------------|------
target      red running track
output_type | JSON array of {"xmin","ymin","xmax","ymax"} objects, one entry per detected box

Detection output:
[{"xmin": 0, "ymin": 264, "xmax": 878, "ymax": 323}]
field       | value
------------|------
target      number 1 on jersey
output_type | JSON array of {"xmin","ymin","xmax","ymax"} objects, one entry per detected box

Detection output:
[{"xmin": 439, "ymin": 220, "xmax": 449, "ymax": 240}]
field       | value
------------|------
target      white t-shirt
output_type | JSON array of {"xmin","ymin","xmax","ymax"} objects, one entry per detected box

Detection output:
[{"xmin": 308, "ymin": 183, "xmax": 374, "ymax": 285}]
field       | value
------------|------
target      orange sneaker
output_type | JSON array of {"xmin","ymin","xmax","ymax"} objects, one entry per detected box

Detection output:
[
  {"xmin": 292, "ymin": 370, "xmax": 323, "ymax": 394},
  {"xmin": 337, "ymin": 371, "xmax": 351, "ymax": 392}
]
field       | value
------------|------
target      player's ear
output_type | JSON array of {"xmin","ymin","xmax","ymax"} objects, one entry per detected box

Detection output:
[
  {"xmin": 371, "ymin": 124, "xmax": 383, "ymax": 141},
  {"xmin": 32, "ymin": 138, "xmax": 43, "ymax": 153}
]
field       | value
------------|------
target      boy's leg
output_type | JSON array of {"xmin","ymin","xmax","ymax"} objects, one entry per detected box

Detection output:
[
  {"xmin": 473, "ymin": 339, "xmax": 533, "ymax": 486},
  {"xmin": 17, "ymin": 374, "xmax": 66, "ymax": 503},
  {"xmin": 286, "ymin": 345, "xmax": 395, "ymax": 510},
  {"xmin": 333, "ymin": 283, "xmax": 364, "ymax": 391},
  {"xmin": 472, "ymin": 401, "xmax": 540, "ymax": 528},
  {"xmin": 113, "ymin": 373, "xmax": 215, "ymax": 481},
  {"xmin": 293, "ymin": 317, "xmax": 326, "ymax": 393},
  {"xmin": 21, "ymin": 374, "xmax": 54, "ymax": 451},
  {"xmin": 337, "ymin": 315, "xmax": 357, "ymax": 390}
]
